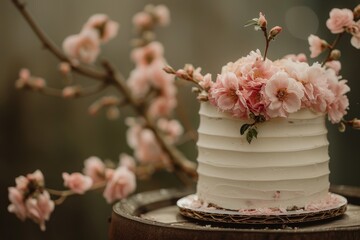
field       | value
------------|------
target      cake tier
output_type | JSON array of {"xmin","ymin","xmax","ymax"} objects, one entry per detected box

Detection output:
[{"xmin": 196, "ymin": 102, "xmax": 330, "ymax": 210}]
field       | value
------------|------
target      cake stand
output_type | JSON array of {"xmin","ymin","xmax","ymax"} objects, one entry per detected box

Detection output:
[{"xmin": 109, "ymin": 186, "xmax": 360, "ymax": 240}]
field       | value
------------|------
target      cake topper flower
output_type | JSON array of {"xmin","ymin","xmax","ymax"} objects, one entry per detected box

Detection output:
[{"xmin": 167, "ymin": 4, "xmax": 360, "ymax": 143}]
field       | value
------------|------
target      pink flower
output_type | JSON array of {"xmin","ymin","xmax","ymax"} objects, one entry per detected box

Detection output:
[
  {"xmin": 59, "ymin": 62, "xmax": 71, "ymax": 74},
  {"xmin": 62, "ymin": 172, "xmax": 93, "ymax": 194},
  {"xmin": 147, "ymin": 96, "xmax": 177, "ymax": 119},
  {"xmin": 265, "ymin": 72, "xmax": 304, "ymax": 118},
  {"xmin": 282, "ymin": 53, "xmax": 307, "ymax": 62},
  {"xmin": 209, "ymin": 72, "xmax": 249, "ymax": 119},
  {"xmin": 308, "ymin": 34, "xmax": 327, "ymax": 58},
  {"xmin": 326, "ymin": 8, "xmax": 354, "ymax": 34},
  {"xmin": 8, "ymin": 187, "xmax": 27, "ymax": 221},
  {"xmin": 199, "ymin": 73, "xmax": 213, "ymax": 90},
  {"xmin": 83, "ymin": 156, "xmax": 106, "ymax": 184},
  {"xmin": 131, "ymin": 41, "xmax": 164, "ymax": 66},
  {"xmin": 127, "ymin": 67, "xmax": 151, "ymax": 98},
  {"xmin": 8, "ymin": 170, "xmax": 55, "ymax": 231},
  {"xmin": 103, "ymin": 166, "xmax": 136, "ymax": 203},
  {"xmin": 62, "ymin": 29, "xmax": 100, "ymax": 64},
  {"xmin": 25, "ymin": 191, "xmax": 54, "ymax": 231},
  {"xmin": 119, "ymin": 153, "xmax": 136, "ymax": 172},
  {"xmin": 154, "ymin": 5, "xmax": 170, "ymax": 26},
  {"xmin": 269, "ymin": 26, "xmax": 282, "ymax": 39},
  {"xmin": 27, "ymin": 170, "xmax": 45, "ymax": 186},
  {"xmin": 327, "ymin": 74, "xmax": 350, "ymax": 123},
  {"xmin": 157, "ymin": 118, "xmax": 184, "ymax": 143},
  {"xmin": 132, "ymin": 12, "xmax": 153, "ymax": 29},
  {"xmin": 350, "ymin": 20, "xmax": 360, "ymax": 49},
  {"xmin": 82, "ymin": 14, "xmax": 119, "ymax": 43},
  {"xmin": 258, "ymin": 12, "xmax": 267, "ymax": 28},
  {"xmin": 325, "ymin": 60, "xmax": 342, "ymax": 75}
]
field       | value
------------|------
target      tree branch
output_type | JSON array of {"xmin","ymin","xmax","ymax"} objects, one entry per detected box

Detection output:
[{"xmin": 12, "ymin": 0, "xmax": 198, "ymax": 182}]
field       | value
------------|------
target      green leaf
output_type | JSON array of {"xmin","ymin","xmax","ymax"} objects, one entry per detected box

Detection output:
[
  {"xmin": 240, "ymin": 124, "xmax": 250, "ymax": 135},
  {"xmin": 250, "ymin": 128, "xmax": 258, "ymax": 139},
  {"xmin": 246, "ymin": 130, "xmax": 254, "ymax": 144}
]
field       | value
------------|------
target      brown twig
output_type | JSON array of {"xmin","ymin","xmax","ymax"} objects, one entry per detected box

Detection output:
[
  {"xmin": 321, "ymin": 33, "xmax": 344, "ymax": 67},
  {"xmin": 46, "ymin": 181, "xmax": 107, "ymax": 205}
]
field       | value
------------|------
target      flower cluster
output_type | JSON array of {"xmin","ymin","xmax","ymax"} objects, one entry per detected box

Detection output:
[
  {"xmin": 8, "ymin": 170, "xmax": 54, "ymax": 231},
  {"xmin": 207, "ymin": 50, "xmax": 349, "ymax": 124},
  {"xmin": 8, "ymin": 156, "xmax": 137, "ymax": 231},
  {"xmin": 169, "ymin": 5, "xmax": 360, "ymax": 142},
  {"xmin": 9, "ymin": 3, "xmax": 190, "ymax": 231},
  {"xmin": 63, "ymin": 14, "xmax": 119, "ymax": 64}
]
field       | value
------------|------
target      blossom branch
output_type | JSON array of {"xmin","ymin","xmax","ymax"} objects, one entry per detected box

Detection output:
[
  {"xmin": 321, "ymin": 33, "xmax": 344, "ymax": 67},
  {"xmin": 47, "ymin": 181, "xmax": 107, "ymax": 205},
  {"xmin": 12, "ymin": 0, "xmax": 197, "ymax": 183},
  {"xmin": 101, "ymin": 60, "xmax": 198, "ymax": 181},
  {"xmin": 12, "ymin": 0, "xmax": 106, "ymax": 81}
]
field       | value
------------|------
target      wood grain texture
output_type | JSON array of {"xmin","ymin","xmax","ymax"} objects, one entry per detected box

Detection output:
[{"xmin": 109, "ymin": 187, "xmax": 360, "ymax": 240}]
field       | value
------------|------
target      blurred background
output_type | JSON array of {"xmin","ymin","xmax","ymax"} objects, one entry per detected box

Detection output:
[{"xmin": 1, "ymin": 0, "xmax": 359, "ymax": 239}]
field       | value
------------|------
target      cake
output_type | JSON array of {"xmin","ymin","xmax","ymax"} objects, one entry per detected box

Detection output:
[{"xmin": 196, "ymin": 102, "xmax": 330, "ymax": 210}]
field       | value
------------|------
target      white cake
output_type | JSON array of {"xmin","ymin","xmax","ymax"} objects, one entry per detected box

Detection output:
[{"xmin": 196, "ymin": 102, "xmax": 330, "ymax": 210}]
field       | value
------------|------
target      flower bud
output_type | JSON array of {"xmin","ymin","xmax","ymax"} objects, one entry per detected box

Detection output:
[
  {"xmin": 258, "ymin": 12, "xmax": 267, "ymax": 29},
  {"xmin": 59, "ymin": 62, "xmax": 71, "ymax": 75},
  {"xmin": 192, "ymin": 87, "xmax": 201, "ymax": 93},
  {"xmin": 62, "ymin": 86, "xmax": 79, "ymax": 98},
  {"xmin": 269, "ymin": 26, "xmax": 282, "ymax": 40},
  {"xmin": 330, "ymin": 49, "xmax": 341, "ymax": 60},
  {"xmin": 354, "ymin": 4, "xmax": 360, "ymax": 19},
  {"xmin": 352, "ymin": 118, "xmax": 360, "ymax": 129},
  {"xmin": 106, "ymin": 106, "xmax": 120, "ymax": 120},
  {"xmin": 163, "ymin": 65, "xmax": 175, "ymax": 74}
]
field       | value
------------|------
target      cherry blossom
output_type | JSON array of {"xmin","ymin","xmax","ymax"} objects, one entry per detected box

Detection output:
[
  {"xmin": 103, "ymin": 166, "xmax": 136, "ymax": 203},
  {"xmin": 209, "ymin": 72, "xmax": 248, "ymax": 118},
  {"xmin": 326, "ymin": 8, "xmax": 354, "ymax": 34},
  {"xmin": 62, "ymin": 172, "xmax": 93, "ymax": 194},
  {"xmin": 153, "ymin": 5, "xmax": 170, "ymax": 26},
  {"xmin": 25, "ymin": 191, "xmax": 55, "ymax": 231},
  {"xmin": 308, "ymin": 34, "xmax": 327, "ymax": 58},
  {"xmin": 264, "ymin": 72, "xmax": 304, "ymax": 118},
  {"xmin": 83, "ymin": 156, "xmax": 106, "ymax": 184},
  {"xmin": 131, "ymin": 41, "xmax": 164, "ymax": 66},
  {"xmin": 132, "ymin": 12, "xmax": 153, "ymax": 29},
  {"xmin": 119, "ymin": 154, "xmax": 136, "ymax": 172},
  {"xmin": 350, "ymin": 20, "xmax": 360, "ymax": 49},
  {"xmin": 8, "ymin": 170, "xmax": 54, "ymax": 231},
  {"xmin": 62, "ymin": 29, "xmax": 100, "ymax": 64},
  {"xmin": 82, "ymin": 14, "xmax": 119, "ymax": 43}
]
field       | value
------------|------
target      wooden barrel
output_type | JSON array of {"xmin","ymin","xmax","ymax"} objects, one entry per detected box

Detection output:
[{"xmin": 109, "ymin": 186, "xmax": 360, "ymax": 240}]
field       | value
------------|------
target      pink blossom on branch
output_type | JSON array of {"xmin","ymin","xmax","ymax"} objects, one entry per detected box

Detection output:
[
  {"xmin": 62, "ymin": 172, "xmax": 93, "ymax": 194},
  {"xmin": 131, "ymin": 41, "xmax": 164, "ymax": 66},
  {"xmin": 103, "ymin": 166, "xmax": 136, "ymax": 203},
  {"xmin": 326, "ymin": 8, "xmax": 354, "ymax": 34},
  {"xmin": 62, "ymin": 29, "xmax": 100, "ymax": 64},
  {"xmin": 8, "ymin": 187, "xmax": 27, "ymax": 221},
  {"xmin": 25, "ymin": 191, "xmax": 55, "ymax": 231},
  {"xmin": 8, "ymin": 170, "xmax": 55, "ymax": 231},
  {"xmin": 83, "ymin": 156, "xmax": 106, "ymax": 184},
  {"xmin": 132, "ymin": 12, "xmax": 153, "ymax": 29},
  {"xmin": 350, "ymin": 20, "xmax": 360, "ymax": 49},
  {"xmin": 308, "ymin": 34, "xmax": 327, "ymax": 58},
  {"xmin": 153, "ymin": 5, "xmax": 170, "ymax": 26},
  {"xmin": 82, "ymin": 14, "xmax": 119, "ymax": 43},
  {"xmin": 119, "ymin": 153, "xmax": 136, "ymax": 172}
]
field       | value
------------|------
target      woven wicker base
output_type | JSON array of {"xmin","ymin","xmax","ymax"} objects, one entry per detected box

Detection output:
[{"xmin": 177, "ymin": 193, "xmax": 347, "ymax": 224}]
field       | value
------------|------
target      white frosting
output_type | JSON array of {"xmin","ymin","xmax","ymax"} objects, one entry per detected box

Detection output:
[{"xmin": 196, "ymin": 102, "xmax": 330, "ymax": 210}]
